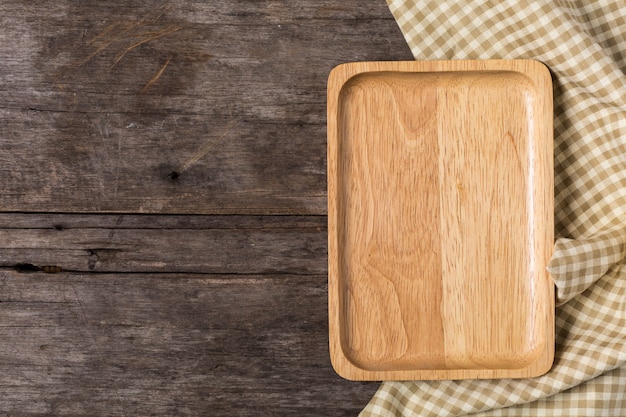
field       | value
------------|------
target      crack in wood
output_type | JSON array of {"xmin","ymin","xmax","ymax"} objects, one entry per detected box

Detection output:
[{"xmin": 14, "ymin": 263, "xmax": 63, "ymax": 274}]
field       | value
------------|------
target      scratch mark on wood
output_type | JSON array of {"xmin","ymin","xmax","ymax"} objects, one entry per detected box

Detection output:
[
  {"xmin": 86, "ymin": 4, "xmax": 170, "ymax": 47},
  {"xmin": 73, "ymin": 4, "xmax": 182, "ymax": 69},
  {"xmin": 141, "ymin": 55, "xmax": 172, "ymax": 93},
  {"xmin": 110, "ymin": 25, "xmax": 182, "ymax": 68},
  {"xmin": 70, "ymin": 283, "xmax": 88, "ymax": 324},
  {"xmin": 150, "ymin": 3, "xmax": 173, "ymax": 23},
  {"xmin": 76, "ymin": 22, "xmax": 136, "ymax": 67},
  {"xmin": 151, "ymin": 3, "xmax": 173, "ymax": 21},
  {"xmin": 173, "ymin": 119, "xmax": 242, "ymax": 176},
  {"xmin": 87, "ymin": 22, "xmax": 131, "ymax": 47}
]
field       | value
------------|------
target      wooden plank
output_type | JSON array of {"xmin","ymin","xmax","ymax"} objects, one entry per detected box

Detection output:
[
  {"xmin": 0, "ymin": 212, "xmax": 326, "ymax": 229},
  {"xmin": 0, "ymin": 0, "xmax": 412, "ymax": 214},
  {"xmin": 0, "ymin": 1, "xmax": 399, "ymax": 27},
  {"xmin": 0, "ymin": 272, "xmax": 378, "ymax": 416},
  {"xmin": 0, "ymin": 215, "xmax": 327, "ymax": 274}
]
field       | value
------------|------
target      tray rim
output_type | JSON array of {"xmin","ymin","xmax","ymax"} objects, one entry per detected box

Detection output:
[{"xmin": 327, "ymin": 59, "xmax": 555, "ymax": 381}]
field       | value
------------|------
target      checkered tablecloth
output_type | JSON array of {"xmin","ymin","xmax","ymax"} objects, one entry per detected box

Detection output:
[{"xmin": 361, "ymin": 1, "xmax": 626, "ymax": 415}]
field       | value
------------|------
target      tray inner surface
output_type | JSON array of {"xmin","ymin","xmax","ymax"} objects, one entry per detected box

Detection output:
[{"xmin": 334, "ymin": 69, "xmax": 550, "ymax": 374}]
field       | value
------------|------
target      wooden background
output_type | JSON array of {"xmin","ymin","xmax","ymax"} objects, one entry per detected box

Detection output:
[{"xmin": 0, "ymin": 1, "xmax": 412, "ymax": 416}]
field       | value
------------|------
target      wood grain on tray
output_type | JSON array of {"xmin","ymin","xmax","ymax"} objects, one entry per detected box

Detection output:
[{"xmin": 327, "ymin": 60, "xmax": 554, "ymax": 381}]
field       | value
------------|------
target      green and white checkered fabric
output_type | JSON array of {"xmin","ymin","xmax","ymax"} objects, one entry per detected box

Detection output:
[{"xmin": 361, "ymin": 1, "xmax": 626, "ymax": 415}]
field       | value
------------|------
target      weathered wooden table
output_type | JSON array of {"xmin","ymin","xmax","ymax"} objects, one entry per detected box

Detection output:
[{"xmin": 0, "ymin": 1, "xmax": 412, "ymax": 415}]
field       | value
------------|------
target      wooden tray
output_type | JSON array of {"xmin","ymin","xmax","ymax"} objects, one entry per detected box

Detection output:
[{"xmin": 327, "ymin": 60, "xmax": 554, "ymax": 381}]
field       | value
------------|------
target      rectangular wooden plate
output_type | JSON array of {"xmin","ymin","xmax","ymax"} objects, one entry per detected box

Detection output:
[{"xmin": 327, "ymin": 60, "xmax": 554, "ymax": 381}]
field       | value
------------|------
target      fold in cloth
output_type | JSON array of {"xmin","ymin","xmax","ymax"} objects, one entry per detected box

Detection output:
[
  {"xmin": 361, "ymin": 1, "xmax": 626, "ymax": 415},
  {"xmin": 549, "ymin": 228, "xmax": 626, "ymax": 306}
]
